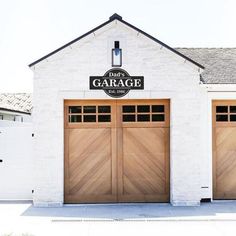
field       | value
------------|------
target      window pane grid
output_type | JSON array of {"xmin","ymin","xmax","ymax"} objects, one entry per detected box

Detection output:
[
  {"xmin": 216, "ymin": 105, "xmax": 236, "ymax": 123},
  {"xmin": 68, "ymin": 104, "xmax": 166, "ymax": 123},
  {"xmin": 68, "ymin": 105, "xmax": 111, "ymax": 123},
  {"xmin": 122, "ymin": 104, "xmax": 165, "ymax": 123}
]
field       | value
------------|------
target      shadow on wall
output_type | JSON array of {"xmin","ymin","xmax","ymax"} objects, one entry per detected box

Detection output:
[{"xmin": 18, "ymin": 202, "xmax": 236, "ymax": 220}]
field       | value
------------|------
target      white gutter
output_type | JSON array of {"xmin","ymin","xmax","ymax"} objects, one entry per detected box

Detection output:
[
  {"xmin": 200, "ymin": 83, "xmax": 236, "ymax": 92},
  {"xmin": 0, "ymin": 109, "xmax": 30, "ymax": 116}
]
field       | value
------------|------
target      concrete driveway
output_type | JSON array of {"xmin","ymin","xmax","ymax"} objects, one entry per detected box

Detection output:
[{"xmin": 1, "ymin": 201, "xmax": 236, "ymax": 236}]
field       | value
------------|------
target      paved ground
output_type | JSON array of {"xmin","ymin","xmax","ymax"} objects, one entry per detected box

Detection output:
[{"xmin": 1, "ymin": 201, "xmax": 236, "ymax": 236}]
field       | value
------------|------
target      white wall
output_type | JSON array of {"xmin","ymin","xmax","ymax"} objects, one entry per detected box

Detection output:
[
  {"xmin": 0, "ymin": 121, "xmax": 33, "ymax": 200},
  {"xmin": 0, "ymin": 110, "xmax": 32, "ymax": 123},
  {"xmin": 32, "ymin": 20, "xmax": 207, "ymax": 206}
]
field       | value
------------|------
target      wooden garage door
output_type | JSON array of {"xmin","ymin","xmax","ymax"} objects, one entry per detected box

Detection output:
[
  {"xmin": 117, "ymin": 100, "xmax": 170, "ymax": 202},
  {"xmin": 64, "ymin": 99, "xmax": 170, "ymax": 203},
  {"xmin": 64, "ymin": 100, "xmax": 117, "ymax": 203},
  {"xmin": 213, "ymin": 100, "xmax": 236, "ymax": 199}
]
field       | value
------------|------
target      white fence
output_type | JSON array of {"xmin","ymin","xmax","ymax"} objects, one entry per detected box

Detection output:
[{"xmin": 0, "ymin": 120, "xmax": 33, "ymax": 200}]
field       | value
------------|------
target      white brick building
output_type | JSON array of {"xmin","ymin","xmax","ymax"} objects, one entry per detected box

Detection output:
[{"xmin": 28, "ymin": 14, "xmax": 236, "ymax": 206}]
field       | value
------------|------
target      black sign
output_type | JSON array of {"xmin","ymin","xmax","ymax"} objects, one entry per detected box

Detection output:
[{"xmin": 90, "ymin": 68, "xmax": 144, "ymax": 98}]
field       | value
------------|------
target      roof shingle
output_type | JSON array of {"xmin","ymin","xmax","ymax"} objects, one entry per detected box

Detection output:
[
  {"xmin": 176, "ymin": 48, "xmax": 236, "ymax": 84},
  {"xmin": 0, "ymin": 93, "xmax": 32, "ymax": 114}
]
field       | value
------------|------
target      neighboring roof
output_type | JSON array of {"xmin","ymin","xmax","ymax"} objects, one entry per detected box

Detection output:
[
  {"xmin": 0, "ymin": 93, "xmax": 32, "ymax": 114},
  {"xmin": 176, "ymin": 48, "xmax": 236, "ymax": 84},
  {"xmin": 29, "ymin": 13, "xmax": 204, "ymax": 69}
]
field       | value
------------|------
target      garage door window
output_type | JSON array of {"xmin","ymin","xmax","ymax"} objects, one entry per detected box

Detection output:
[
  {"xmin": 216, "ymin": 105, "xmax": 236, "ymax": 122},
  {"xmin": 122, "ymin": 105, "xmax": 165, "ymax": 122},
  {"xmin": 68, "ymin": 105, "xmax": 111, "ymax": 123}
]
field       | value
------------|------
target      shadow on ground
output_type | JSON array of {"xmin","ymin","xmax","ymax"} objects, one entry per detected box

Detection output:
[{"xmin": 19, "ymin": 202, "xmax": 236, "ymax": 220}]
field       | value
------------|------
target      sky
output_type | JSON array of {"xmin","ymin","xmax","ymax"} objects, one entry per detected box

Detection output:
[{"xmin": 0, "ymin": 0, "xmax": 235, "ymax": 92}]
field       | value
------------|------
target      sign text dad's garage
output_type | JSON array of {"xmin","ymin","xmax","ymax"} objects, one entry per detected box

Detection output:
[{"xmin": 90, "ymin": 68, "xmax": 144, "ymax": 98}]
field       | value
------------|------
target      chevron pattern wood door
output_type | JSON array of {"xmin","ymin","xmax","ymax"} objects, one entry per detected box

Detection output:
[
  {"xmin": 213, "ymin": 101, "xmax": 236, "ymax": 199},
  {"xmin": 214, "ymin": 127, "xmax": 236, "ymax": 199},
  {"xmin": 64, "ymin": 100, "xmax": 170, "ymax": 203},
  {"xmin": 118, "ymin": 127, "xmax": 169, "ymax": 202},
  {"xmin": 64, "ymin": 100, "xmax": 117, "ymax": 203},
  {"xmin": 64, "ymin": 128, "xmax": 117, "ymax": 203}
]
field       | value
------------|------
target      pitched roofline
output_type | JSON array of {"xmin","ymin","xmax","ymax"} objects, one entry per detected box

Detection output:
[
  {"xmin": 28, "ymin": 18, "xmax": 113, "ymax": 67},
  {"xmin": 120, "ymin": 18, "xmax": 204, "ymax": 69},
  {"xmin": 29, "ymin": 13, "xmax": 204, "ymax": 69},
  {"xmin": 0, "ymin": 107, "xmax": 31, "ymax": 115}
]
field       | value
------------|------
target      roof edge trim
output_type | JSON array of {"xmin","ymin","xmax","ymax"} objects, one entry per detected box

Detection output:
[
  {"xmin": 0, "ymin": 107, "xmax": 31, "ymax": 115},
  {"xmin": 29, "ymin": 14, "xmax": 204, "ymax": 69},
  {"xmin": 28, "ymin": 18, "xmax": 113, "ymax": 67},
  {"xmin": 118, "ymin": 18, "xmax": 204, "ymax": 69}
]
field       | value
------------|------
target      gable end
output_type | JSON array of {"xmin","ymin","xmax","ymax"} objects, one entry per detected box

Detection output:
[{"xmin": 29, "ymin": 13, "xmax": 204, "ymax": 69}]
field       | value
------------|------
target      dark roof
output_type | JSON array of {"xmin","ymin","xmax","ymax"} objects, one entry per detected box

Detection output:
[
  {"xmin": 0, "ymin": 93, "xmax": 32, "ymax": 114},
  {"xmin": 29, "ymin": 13, "xmax": 204, "ymax": 69},
  {"xmin": 176, "ymin": 48, "xmax": 236, "ymax": 84}
]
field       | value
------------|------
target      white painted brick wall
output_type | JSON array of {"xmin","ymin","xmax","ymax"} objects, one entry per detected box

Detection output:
[{"xmin": 32, "ymin": 20, "xmax": 209, "ymax": 206}]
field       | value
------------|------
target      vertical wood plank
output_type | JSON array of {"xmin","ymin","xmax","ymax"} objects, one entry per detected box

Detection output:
[
  {"xmin": 116, "ymin": 101, "xmax": 124, "ymax": 201},
  {"xmin": 212, "ymin": 101, "xmax": 216, "ymax": 199},
  {"xmin": 64, "ymin": 128, "xmax": 69, "ymax": 202},
  {"xmin": 165, "ymin": 128, "xmax": 170, "ymax": 199},
  {"xmin": 111, "ymin": 101, "xmax": 117, "ymax": 200}
]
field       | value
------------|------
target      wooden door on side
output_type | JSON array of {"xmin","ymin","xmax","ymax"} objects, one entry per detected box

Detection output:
[
  {"xmin": 213, "ymin": 101, "xmax": 236, "ymax": 199},
  {"xmin": 117, "ymin": 100, "xmax": 170, "ymax": 202},
  {"xmin": 64, "ymin": 100, "xmax": 117, "ymax": 203}
]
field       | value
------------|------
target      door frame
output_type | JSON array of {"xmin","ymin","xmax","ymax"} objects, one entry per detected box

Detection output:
[
  {"xmin": 64, "ymin": 99, "xmax": 170, "ymax": 203},
  {"xmin": 212, "ymin": 100, "xmax": 236, "ymax": 199}
]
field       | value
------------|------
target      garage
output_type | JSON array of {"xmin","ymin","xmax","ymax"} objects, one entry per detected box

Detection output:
[
  {"xmin": 64, "ymin": 99, "xmax": 170, "ymax": 203},
  {"xmin": 213, "ymin": 100, "xmax": 236, "ymax": 199},
  {"xmin": 30, "ymin": 13, "xmax": 231, "ymax": 206}
]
